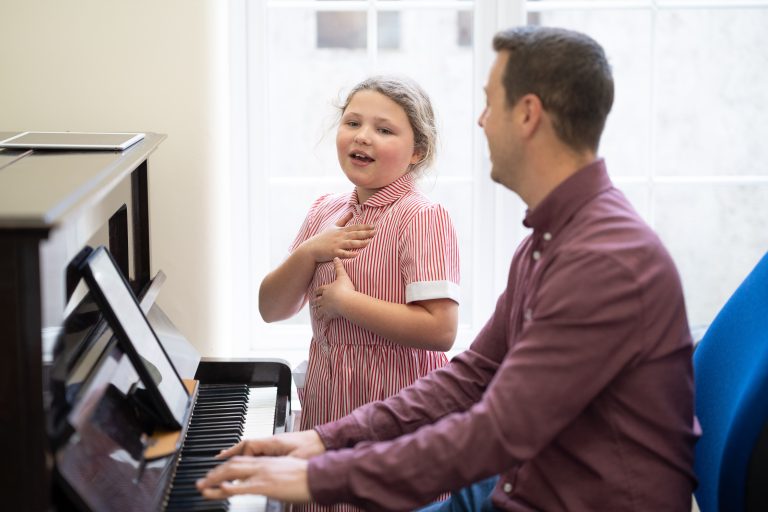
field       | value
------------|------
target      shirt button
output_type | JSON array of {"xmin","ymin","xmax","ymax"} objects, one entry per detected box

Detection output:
[
  {"xmin": 543, "ymin": 232, "xmax": 552, "ymax": 241},
  {"xmin": 503, "ymin": 482, "xmax": 512, "ymax": 493},
  {"xmin": 524, "ymin": 308, "xmax": 533, "ymax": 321},
  {"xmin": 532, "ymin": 250, "xmax": 541, "ymax": 261}
]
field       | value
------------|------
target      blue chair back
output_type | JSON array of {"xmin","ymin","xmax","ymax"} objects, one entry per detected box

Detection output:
[{"xmin": 694, "ymin": 252, "xmax": 768, "ymax": 511}]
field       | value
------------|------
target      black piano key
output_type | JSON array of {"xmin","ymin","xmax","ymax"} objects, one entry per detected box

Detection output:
[
  {"xmin": 175, "ymin": 457, "xmax": 222, "ymax": 468},
  {"xmin": 184, "ymin": 433, "xmax": 241, "ymax": 444},
  {"xmin": 188, "ymin": 423, "xmax": 243, "ymax": 432},
  {"xmin": 166, "ymin": 383, "xmax": 277, "ymax": 511},
  {"xmin": 191, "ymin": 414, "xmax": 243, "ymax": 421}
]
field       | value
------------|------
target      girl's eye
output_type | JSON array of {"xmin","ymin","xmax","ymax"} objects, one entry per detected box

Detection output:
[
  {"xmin": 345, "ymin": 120, "xmax": 359, "ymax": 127},
  {"xmin": 378, "ymin": 128, "xmax": 393, "ymax": 135}
]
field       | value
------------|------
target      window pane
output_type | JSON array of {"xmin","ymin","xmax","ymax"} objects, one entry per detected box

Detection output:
[
  {"xmin": 267, "ymin": 9, "xmax": 370, "ymax": 179},
  {"xmin": 654, "ymin": 8, "xmax": 768, "ymax": 176},
  {"xmin": 457, "ymin": 10, "xmax": 473, "ymax": 47},
  {"xmin": 378, "ymin": 11, "xmax": 401, "ymax": 49},
  {"xmin": 317, "ymin": 11, "xmax": 366, "ymax": 49},
  {"xmin": 377, "ymin": 9, "xmax": 474, "ymax": 179},
  {"xmin": 531, "ymin": 9, "xmax": 653, "ymax": 178},
  {"xmin": 653, "ymin": 183, "xmax": 768, "ymax": 328}
]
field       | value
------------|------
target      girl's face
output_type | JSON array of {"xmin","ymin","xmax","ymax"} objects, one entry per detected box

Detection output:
[{"xmin": 336, "ymin": 90, "xmax": 421, "ymax": 204}]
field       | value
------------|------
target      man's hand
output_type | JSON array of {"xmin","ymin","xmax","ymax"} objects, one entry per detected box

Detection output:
[
  {"xmin": 196, "ymin": 456, "xmax": 311, "ymax": 503},
  {"xmin": 216, "ymin": 430, "xmax": 326, "ymax": 460},
  {"xmin": 300, "ymin": 211, "xmax": 374, "ymax": 263}
]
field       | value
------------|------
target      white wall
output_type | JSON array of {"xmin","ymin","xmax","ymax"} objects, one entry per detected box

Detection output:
[{"xmin": 0, "ymin": 0, "xmax": 233, "ymax": 355}]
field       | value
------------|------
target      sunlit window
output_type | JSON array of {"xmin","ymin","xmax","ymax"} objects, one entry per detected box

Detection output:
[
  {"xmin": 240, "ymin": 0, "xmax": 768, "ymax": 361},
  {"xmin": 527, "ymin": 0, "xmax": 768, "ymax": 335}
]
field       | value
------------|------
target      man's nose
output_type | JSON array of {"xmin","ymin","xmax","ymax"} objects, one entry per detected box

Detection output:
[{"xmin": 478, "ymin": 108, "xmax": 488, "ymax": 128}]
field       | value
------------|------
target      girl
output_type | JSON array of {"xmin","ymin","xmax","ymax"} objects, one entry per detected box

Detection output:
[{"xmin": 259, "ymin": 75, "xmax": 460, "ymax": 451}]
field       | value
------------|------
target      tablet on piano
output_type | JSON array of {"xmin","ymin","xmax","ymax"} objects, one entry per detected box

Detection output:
[
  {"xmin": 0, "ymin": 131, "xmax": 145, "ymax": 150},
  {"xmin": 75, "ymin": 245, "xmax": 189, "ymax": 429}
]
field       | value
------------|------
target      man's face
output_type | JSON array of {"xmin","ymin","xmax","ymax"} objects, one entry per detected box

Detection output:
[{"xmin": 478, "ymin": 51, "xmax": 520, "ymax": 190}]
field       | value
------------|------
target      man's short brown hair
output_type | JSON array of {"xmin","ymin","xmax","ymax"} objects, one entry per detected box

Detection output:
[{"xmin": 493, "ymin": 26, "xmax": 614, "ymax": 153}]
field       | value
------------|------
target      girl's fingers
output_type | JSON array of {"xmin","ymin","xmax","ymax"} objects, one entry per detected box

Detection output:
[
  {"xmin": 335, "ymin": 211, "xmax": 354, "ymax": 227},
  {"xmin": 345, "ymin": 239, "xmax": 371, "ymax": 249},
  {"xmin": 343, "ymin": 224, "xmax": 375, "ymax": 233}
]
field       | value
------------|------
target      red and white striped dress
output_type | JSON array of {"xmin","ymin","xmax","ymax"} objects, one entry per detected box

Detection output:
[{"xmin": 290, "ymin": 172, "xmax": 459, "ymax": 511}]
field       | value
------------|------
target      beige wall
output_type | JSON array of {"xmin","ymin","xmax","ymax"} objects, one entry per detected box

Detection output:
[{"xmin": 0, "ymin": 0, "xmax": 233, "ymax": 355}]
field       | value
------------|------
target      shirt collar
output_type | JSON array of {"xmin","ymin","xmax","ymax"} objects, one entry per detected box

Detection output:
[
  {"xmin": 348, "ymin": 171, "xmax": 416, "ymax": 208},
  {"xmin": 523, "ymin": 159, "xmax": 613, "ymax": 234}
]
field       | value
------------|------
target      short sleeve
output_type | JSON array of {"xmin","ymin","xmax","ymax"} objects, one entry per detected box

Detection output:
[
  {"xmin": 399, "ymin": 204, "xmax": 460, "ymax": 304},
  {"xmin": 288, "ymin": 194, "xmax": 333, "ymax": 254}
]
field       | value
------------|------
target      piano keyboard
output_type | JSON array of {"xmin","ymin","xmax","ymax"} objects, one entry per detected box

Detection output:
[{"xmin": 166, "ymin": 384, "xmax": 278, "ymax": 512}]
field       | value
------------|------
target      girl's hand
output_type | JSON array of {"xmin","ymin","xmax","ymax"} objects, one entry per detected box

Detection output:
[
  {"xmin": 312, "ymin": 258, "xmax": 355, "ymax": 320},
  {"xmin": 301, "ymin": 211, "xmax": 374, "ymax": 263}
]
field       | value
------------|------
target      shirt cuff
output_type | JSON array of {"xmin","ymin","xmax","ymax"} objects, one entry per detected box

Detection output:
[
  {"xmin": 307, "ymin": 450, "xmax": 355, "ymax": 505},
  {"xmin": 314, "ymin": 416, "xmax": 364, "ymax": 451},
  {"xmin": 405, "ymin": 280, "xmax": 460, "ymax": 304}
]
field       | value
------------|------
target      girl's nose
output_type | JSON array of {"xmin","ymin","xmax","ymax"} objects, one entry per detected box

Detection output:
[{"xmin": 354, "ymin": 129, "xmax": 371, "ymax": 145}]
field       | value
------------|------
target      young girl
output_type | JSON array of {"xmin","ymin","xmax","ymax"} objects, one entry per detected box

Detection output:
[{"xmin": 259, "ymin": 76, "xmax": 460, "ymax": 449}]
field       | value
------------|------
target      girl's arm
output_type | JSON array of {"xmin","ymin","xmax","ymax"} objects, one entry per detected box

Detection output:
[
  {"xmin": 259, "ymin": 213, "xmax": 375, "ymax": 322},
  {"xmin": 313, "ymin": 258, "xmax": 458, "ymax": 351},
  {"xmin": 258, "ymin": 245, "xmax": 320, "ymax": 322}
]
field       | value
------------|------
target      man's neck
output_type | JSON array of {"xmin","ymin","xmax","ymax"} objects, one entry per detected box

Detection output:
[{"xmin": 521, "ymin": 148, "xmax": 597, "ymax": 210}]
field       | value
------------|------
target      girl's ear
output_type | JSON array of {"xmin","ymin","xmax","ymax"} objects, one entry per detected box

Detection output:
[{"xmin": 410, "ymin": 148, "xmax": 423, "ymax": 165}]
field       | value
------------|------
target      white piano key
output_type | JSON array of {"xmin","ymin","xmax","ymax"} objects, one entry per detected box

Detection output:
[
  {"xmin": 226, "ymin": 386, "xmax": 279, "ymax": 512},
  {"xmin": 242, "ymin": 386, "xmax": 278, "ymax": 440},
  {"xmin": 228, "ymin": 494, "xmax": 268, "ymax": 511}
]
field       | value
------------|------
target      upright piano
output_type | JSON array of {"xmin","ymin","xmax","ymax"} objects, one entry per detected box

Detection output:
[{"xmin": 0, "ymin": 132, "xmax": 292, "ymax": 511}]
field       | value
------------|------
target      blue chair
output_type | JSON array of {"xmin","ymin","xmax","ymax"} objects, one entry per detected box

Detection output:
[{"xmin": 694, "ymin": 252, "xmax": 768, "ymax": 511}]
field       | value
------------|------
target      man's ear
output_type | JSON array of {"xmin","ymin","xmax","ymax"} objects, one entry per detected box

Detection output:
[{"xmin": 518, "ymin": 93, "xmax": 543, "ymax": 138}]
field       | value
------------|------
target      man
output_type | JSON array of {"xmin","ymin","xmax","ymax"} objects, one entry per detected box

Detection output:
[{"xmin": 197, "ymin": 26, "xmax": 698, "ymax": 511}]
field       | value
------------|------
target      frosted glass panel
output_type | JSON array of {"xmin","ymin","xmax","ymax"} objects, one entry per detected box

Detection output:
[
  {"xmin": 653, "ymin": 183, "xmax": 768, "ymax": 328},
  {"xmin": 654, "ymin": 9, "xmax": 768, "ymax": 176}
]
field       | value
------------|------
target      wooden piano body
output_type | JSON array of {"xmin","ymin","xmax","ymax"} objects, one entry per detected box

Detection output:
[{"xmin": 0, "ymin": 133, "xmax": 291, "ymax": 511}]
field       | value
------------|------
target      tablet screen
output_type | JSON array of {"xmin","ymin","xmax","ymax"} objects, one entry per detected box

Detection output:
[
  {"xmin": 81, "ymin": 246, "xmax": 189, "ymax": 429},
  {"xmin": 0, "ymin": 131, "xmax": 145, "ymax": 150}
]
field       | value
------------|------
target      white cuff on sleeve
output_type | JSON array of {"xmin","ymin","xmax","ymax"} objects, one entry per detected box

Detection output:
[{"xmin": 405, "ymin": 280, "xmax": 460, "ymax": 304}]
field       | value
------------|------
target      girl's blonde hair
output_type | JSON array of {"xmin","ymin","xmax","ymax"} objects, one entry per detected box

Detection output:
[{"xmin": 339, "ymin": 75, "xmax": 437, "ymax": 175}]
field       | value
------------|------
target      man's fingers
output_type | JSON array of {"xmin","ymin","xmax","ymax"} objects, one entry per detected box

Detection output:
[
  {"xmin": 216, "ymin": 441, "xmax": 246, "ymax": 459},
  {"xmin": 198, "ymin": 459, "xmax": 263, "ymax": 491}
]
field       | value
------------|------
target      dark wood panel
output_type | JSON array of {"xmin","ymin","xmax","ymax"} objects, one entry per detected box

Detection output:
[{"xmin": 0, "ymin": 232, "xmax": 50, "ymax": 512}]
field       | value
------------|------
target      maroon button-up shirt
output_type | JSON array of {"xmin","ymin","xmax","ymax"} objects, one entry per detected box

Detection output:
[{"xmin": 307, "ymin": 160, "xmax": 698, "ymax": 511}]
